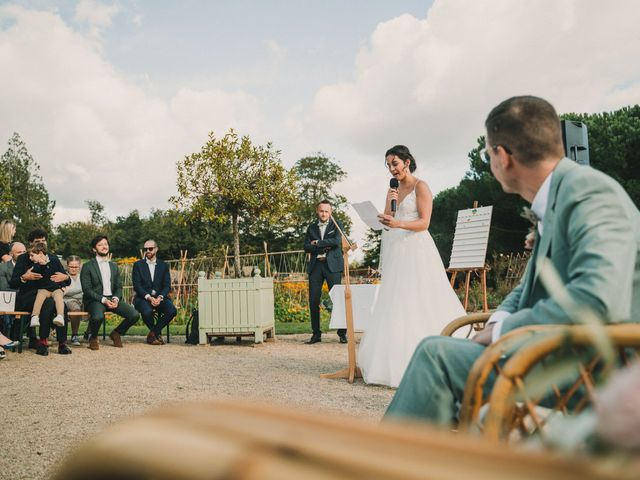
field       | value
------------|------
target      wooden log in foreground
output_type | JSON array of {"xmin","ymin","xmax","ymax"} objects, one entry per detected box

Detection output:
[{"xmin": 52, "ymin": 400, "xmax": 637, "ymax": 480}]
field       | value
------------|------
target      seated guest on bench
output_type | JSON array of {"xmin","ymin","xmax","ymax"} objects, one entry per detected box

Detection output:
[
  {"xmin": 0, "ymin": 219, "xmax": 16, "ymax": 262},
  {"xmin": 0, "ymin": 242, "xmax": 26, "ymax": 343},
  {"xmin": 132, "ymin": 239, "xmax": 176, "ymax": 345},
  {"xmin": 10, "ymin": 229, "xmax": 72, "ymax": 356},
  {"xmin": 385, "ymin": 95, "xmax": 640, "ymax": 425},
  {"xmin": 63, "ymin": 255, "xmax": 84, "ymax": 346},
  {"xmin": 28, "ymin": 242, "xmax": 66, "ymax": 328},
  {"xmin": 81, "ymin": 235, "xmax": 139, "ymax": 351}
]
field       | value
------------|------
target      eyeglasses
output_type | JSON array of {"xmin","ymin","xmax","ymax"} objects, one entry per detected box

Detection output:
[
  {"xmin": 68, "ymin": 265, "xmax": 80, "ymax": 269},
  {"xmin": 144, "ymin": 247, "xmax": 156, "ymax": 251},
  {"xmin": 479, "ymin": 144, "xmax": 512, "ymax": 163}
]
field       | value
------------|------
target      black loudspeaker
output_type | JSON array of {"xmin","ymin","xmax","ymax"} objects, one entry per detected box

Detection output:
[{"xmin": 561, "ymin": 120, "xmax": 589, "ymax": 165}]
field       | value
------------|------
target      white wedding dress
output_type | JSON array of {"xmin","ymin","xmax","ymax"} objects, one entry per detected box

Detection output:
[{"xmin": 358, "ymin": 183, "xmax": 466, "ymax": 388}]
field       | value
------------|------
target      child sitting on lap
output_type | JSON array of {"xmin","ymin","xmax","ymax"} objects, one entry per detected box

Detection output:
[{"xmin": 29, "ymin": 242, "xmax": 66, "ymax": 328}]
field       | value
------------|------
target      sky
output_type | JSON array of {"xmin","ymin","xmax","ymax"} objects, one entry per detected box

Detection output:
[{"xmin": 1, "ymin": 0, "xmax": 639, "ymax": 250}]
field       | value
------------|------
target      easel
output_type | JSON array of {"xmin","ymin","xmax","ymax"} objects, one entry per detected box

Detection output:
[
  {"xmin": 320, "ymin": 216, "xmax": 361, "ymax": 383},
  {"xmin": 447, "ymin": 201, "xmax": 492, "ymax": 313},
  {"xmin": 448, "ymin": 267, "xmax": 488, "ymax": 312}
]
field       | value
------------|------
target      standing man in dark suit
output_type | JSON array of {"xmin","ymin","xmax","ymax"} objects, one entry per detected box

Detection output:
[
  {"xmin": 132, "ymin": 239, "xmax": 176, "ymax": 346},
  {"xmin": 10, "ymin": 229, "xmax": 72, "ymax": 356},
  {"xmin": 304, "ymin": 200, "xmax": 347, "ymax": 344},
  {"xmin": 81, "ymin": 235, "xmax": 139, "ymax": 350}
]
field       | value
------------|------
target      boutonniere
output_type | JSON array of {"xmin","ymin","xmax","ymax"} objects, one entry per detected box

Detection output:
[
  {"xmin": 521, "ymin": 207, "xmax": 539, "ymax": 251},
  {"xmin": 520, "ymin": 206, "xmax": 539, "ymax": 227}
]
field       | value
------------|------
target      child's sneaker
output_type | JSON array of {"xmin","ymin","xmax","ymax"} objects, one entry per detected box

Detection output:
[
  {"xmin": 53, "ymin": 315, "xmax": 65, "ymax": 327},
  {"xmin": 71, "ymin": 335, "xmax": 81, "ymax": 346},
  {"xmin": 30, "ymin": 315, "xmax": 40, "ymax": 327}
]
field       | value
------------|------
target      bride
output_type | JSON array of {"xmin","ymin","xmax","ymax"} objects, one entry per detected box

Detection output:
[{"xmin": 358, "ymin": 145, "xmax": 465, "ymax": 388}]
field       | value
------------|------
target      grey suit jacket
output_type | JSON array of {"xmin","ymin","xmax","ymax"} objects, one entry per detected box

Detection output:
[
  {"xmin": 0, "ymin": 261, "xmax": 14, "ymax": 291},
  {"xmin": 498, "ymin": 158, "xmax": 640, "ymax": 335}
]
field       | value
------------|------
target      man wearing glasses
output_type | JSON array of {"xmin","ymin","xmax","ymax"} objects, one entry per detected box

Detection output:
[
  {"xmin": 132, "ymin": 240, "xmax": 176, "ymax": 345},
  {"xmin": 385, "ymin": 95, "xmax": 640, "ymax": 424}
]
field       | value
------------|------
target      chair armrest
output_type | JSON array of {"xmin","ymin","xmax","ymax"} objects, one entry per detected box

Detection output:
[
  {"xmin": 440, "ymin": 312, "xmax": 493, "ymax": 337},
  {"xmin": 458, "ymin": 324, "xmax": 565, "ymax": 430},
  {"xmin": 483, "ymin": 323, "xmax": 640, "ymax": 441}
]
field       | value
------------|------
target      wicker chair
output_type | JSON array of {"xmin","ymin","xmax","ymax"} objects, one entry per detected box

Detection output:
[
  {"xmin": 482, "ymin": 323, "xmax": 640, "ymax": 442},
  {"xmin": 440, "ymin": 313, "xmax": 560, "ymax": 432}
]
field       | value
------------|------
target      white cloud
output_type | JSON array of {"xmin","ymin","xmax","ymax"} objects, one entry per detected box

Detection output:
[
  {"xmin": 0, "ymin": 5, "xmax": 264, "ymax": 226},
  {"xmin": 305, "ymin": 0, "xmax": 640, "ymax": 195},
  {"xmin": 1, "ymin": 0, "xmax": 639, "ymax": 253},
  {"xmin": 73, "ymin": 0, "xmax": 121, "ymax": 40},
  {"xmin": 296, "ymin": 0, "xmax": 640, "ymax": 253}
]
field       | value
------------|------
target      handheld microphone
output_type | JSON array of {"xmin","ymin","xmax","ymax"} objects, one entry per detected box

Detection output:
[{"xmin": 390, "ymin": 178, "xmax": 399, "ymax": 213}]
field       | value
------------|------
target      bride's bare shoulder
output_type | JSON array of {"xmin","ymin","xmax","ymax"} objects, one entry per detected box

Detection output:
[{"xmin": 415, "ymin": 179, "xmax": 432, "ymax": 198}]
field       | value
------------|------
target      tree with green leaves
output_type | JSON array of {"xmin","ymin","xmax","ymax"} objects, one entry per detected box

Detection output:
[
  {"xmin": 56, "ymin": 220, "xmax": 103, "ymax": 258},
  {"xmin": 291, "ymin": 153, "xmax": 351, "ymax": 238},
  {"xmin": 561, "ymin": 105, "xmax": 640, "ymax": 207},
  {"xmin": 86, "ymin": 200, "xmax": 107, "ymax": 226},
  {"xmin": 430, "ymin": 136, "xmax": 529, "ymax": 263},
  {"xmin": 360, "ymin": 228, "xmax": 382, "ymax": 269},
  {"xmin": 0, "ymin": 132, "xmax": 55, "ymax": 240},
  {"xmin": 172, "ymin": 129, "xmax": 297, "ymax": 277},
  {"xmin": 241, "ymin": 153, "xmax": 352, "ymax": 253}
]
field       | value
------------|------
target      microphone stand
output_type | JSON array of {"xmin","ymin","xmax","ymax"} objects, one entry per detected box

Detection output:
[{"xmin": 320, "ymin": 215, "xmax": 362, "ymax": 383}]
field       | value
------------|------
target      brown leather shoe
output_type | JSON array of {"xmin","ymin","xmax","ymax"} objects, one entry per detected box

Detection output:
[
  {"xmin": 88, "ymin": 338, "xmax": 99, "ymax": 350},
  {"xmin": 109, "ymin": 330, "xmax": 123, "ymax": 348},
  {"xmin": 146, "ymin": 332, "xmax": 161, "ymax": 346}
]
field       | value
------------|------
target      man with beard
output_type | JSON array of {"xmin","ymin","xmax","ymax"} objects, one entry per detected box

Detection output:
[
  {"xmin": 81, "ymin": 235, "xmax": 139, "ymax": 350},
  {"xmin": 9, "ymin": 229, "xmax": 72, "ymax": 356},
  {"xmin": 132, "ymin": 239, "xmax": 176, "ymax": 345}
]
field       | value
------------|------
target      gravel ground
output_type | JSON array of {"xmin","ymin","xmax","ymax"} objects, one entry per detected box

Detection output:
[{"xmin": 0, "ymin": 333, "xmax": 394, "ymax": 480}]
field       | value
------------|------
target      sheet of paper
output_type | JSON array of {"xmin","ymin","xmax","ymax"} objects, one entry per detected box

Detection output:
[{"xmin": 351, "ymin": 201, "xmax": 383, "ymax": 231}]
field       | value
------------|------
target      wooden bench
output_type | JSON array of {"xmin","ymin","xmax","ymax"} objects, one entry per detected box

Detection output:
[
  {"xmin": 67, "ymin": 311, "xmax": 171, "ymax": 343},
  {"xmin": 0, "ymin": 310, "xmax": 172, "ymax": 353}
]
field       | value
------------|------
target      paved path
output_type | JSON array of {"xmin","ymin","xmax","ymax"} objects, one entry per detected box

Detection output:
[{"xmin": 1, "ymin": 334, "xmax": 394, "ymax": 479}]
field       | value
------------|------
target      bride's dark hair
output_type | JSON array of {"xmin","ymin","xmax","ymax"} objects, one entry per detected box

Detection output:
[{"xmin": 385, "ymin": 145, "xmax": 417, "ymax": 172}]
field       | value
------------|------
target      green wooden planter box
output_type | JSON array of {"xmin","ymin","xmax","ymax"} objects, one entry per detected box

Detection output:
[{"xmin": 197, "ymin": 275, "xmax": 276, "ymax": 345}]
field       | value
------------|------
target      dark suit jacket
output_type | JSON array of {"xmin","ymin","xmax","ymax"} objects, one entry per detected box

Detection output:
[
  {"xmin": 31, "ymin": 254, "xmax": 68, "ymax": 291},
  {"xmin": 9, "ymin": 252, "xmax": 70, "ymax": 309},
  {"xmin": 304, "ymin": 219, "xmax": 344, "ymax": 274},
  {"xmin": 0, "ymin": 260, "xmax": 14, "ymax": 290},
  {"xmin": 132, "ymin": 258, "xmax": 171, "ymax": 300},
  {"xmin": 80, "ymin": 258, "xmax": 122, "ymax": 305}
]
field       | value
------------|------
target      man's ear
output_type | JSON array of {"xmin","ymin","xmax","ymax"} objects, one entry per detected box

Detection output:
[{"xmin": 498, "ymin": 146, "xmax": 514, "ymax": 171}]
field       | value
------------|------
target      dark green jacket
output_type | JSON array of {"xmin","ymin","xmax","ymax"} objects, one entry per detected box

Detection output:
[{"xmin": 80, "ymin": 258, "xmax": 122, "ymax": 304}]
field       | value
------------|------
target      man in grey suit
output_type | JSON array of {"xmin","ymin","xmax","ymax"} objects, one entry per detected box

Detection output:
[
  {"xmin": 0, "ymin": 242, "xmax": 26, "ymax": 290},
  {"xmin": 0, "ymin": 242, "xmax": 26, "ymax": 337},
  {"xmin": 385, "ymin": 95, "xmax": 640, "ymax": 424}
]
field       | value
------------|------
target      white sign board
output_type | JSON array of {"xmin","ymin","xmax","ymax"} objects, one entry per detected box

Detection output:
[
  {"xmin": 448, "ymin": 206, "xmax": 493, "ymax": 269},
  {"xmin": 328, "ymin": 284, "xmax": 379, "ymax": 331}
]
